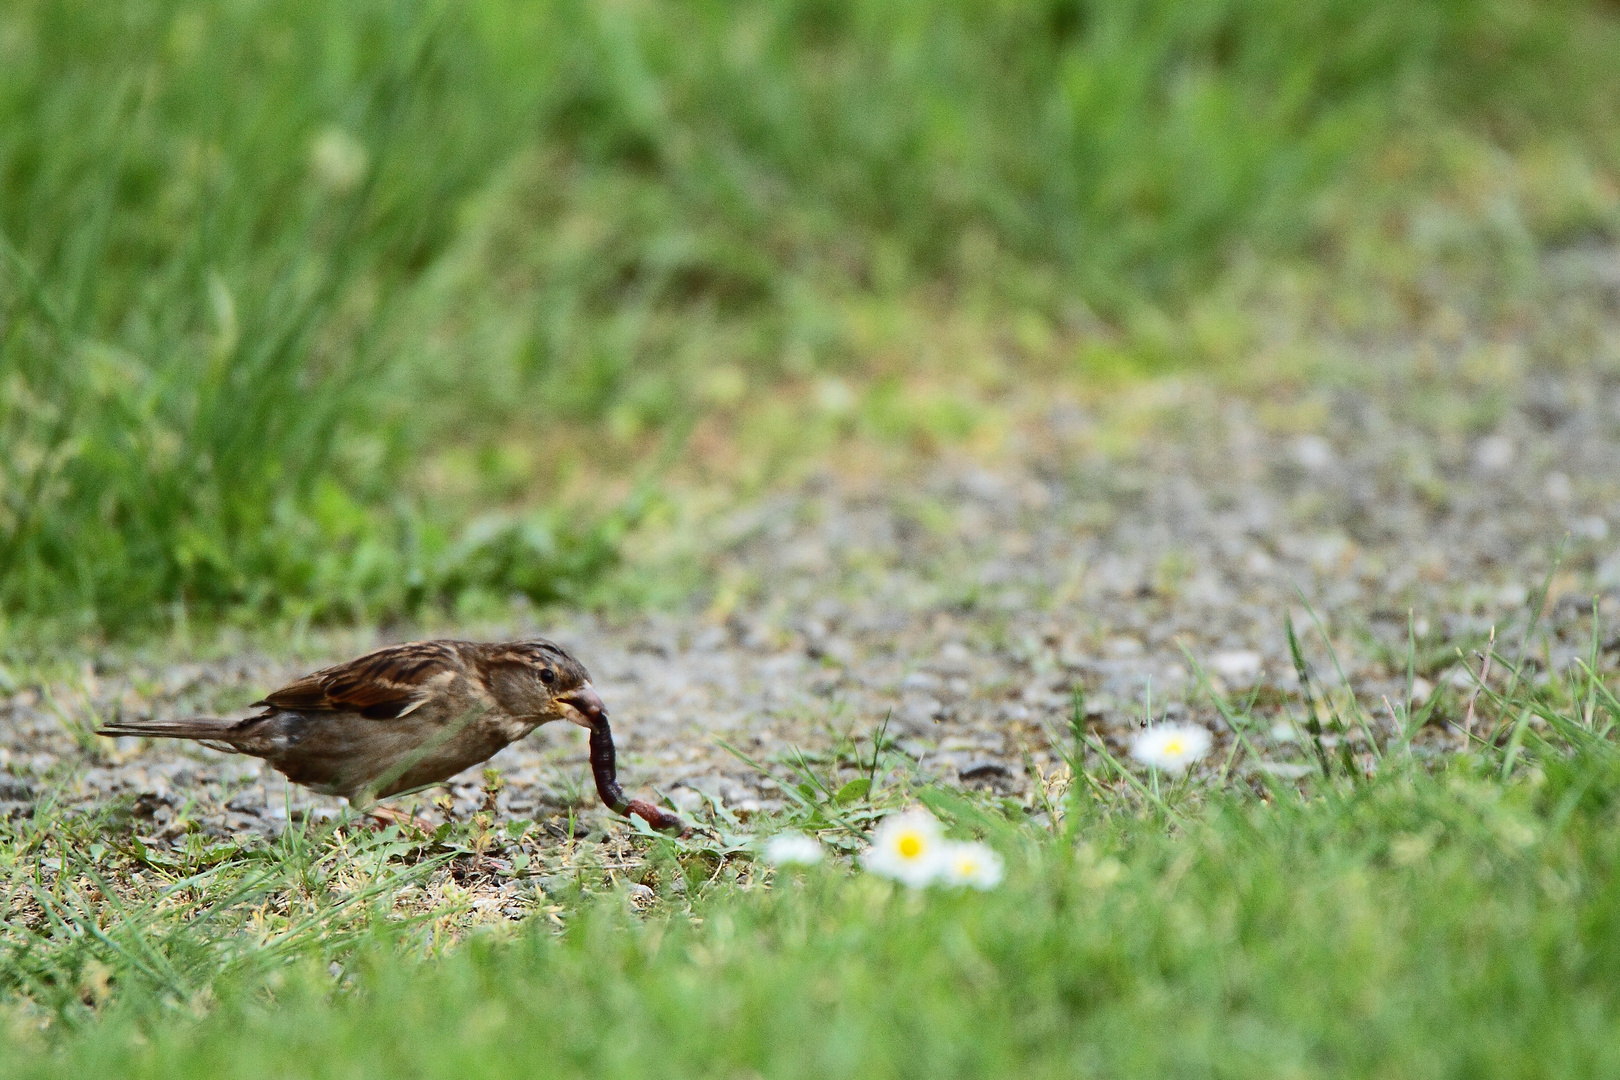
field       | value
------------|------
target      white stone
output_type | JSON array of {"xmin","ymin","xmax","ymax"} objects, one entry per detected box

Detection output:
[
  {"xmin": 1497, "ymin": 582, "xmax": 1529, "ymax": 608},
  {"xmin": 1573, "ymin": 516, "xmax": 1610, "ymax": 542},
  {"xmin": 1208, "ymin": 650, "xmax": 1263, "ymax": 687},
  {"xmin": 1474, "ymin": 435, "xmax": 1514, "ymax": 472},
  {"xmin": 1258, "ymin": 762, "xmax": 1314, "ymax": 779},
  {"xmin": 1544, "ymin": 472, "xmax": 1573, "ymax": 503},
  {"xmin": 1293, "ymin": 435, "xmax": 1334, "ymax": 471}
]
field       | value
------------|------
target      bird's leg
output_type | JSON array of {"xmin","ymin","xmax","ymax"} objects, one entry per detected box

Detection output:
[
  {"xmin": 362, "ymin": 803, "xmax": 434, "ymax": 834},
  {"xmin": 588, "ymin": 718, "xmax": 688, "ymax": 836}
]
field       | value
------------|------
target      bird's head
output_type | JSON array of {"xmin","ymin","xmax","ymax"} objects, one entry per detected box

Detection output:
[{"xmin": 478, "ymin": 639, "xmax": 606, "ymax": 728}]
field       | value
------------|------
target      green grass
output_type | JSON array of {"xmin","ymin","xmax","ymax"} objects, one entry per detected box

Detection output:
[
  {"xmin": 0, "ymin": 618, "xmax": 1616, "ymax": 1076},
  {"xmin": 3, "ymin": 0, "xmax": 1619, "ymax": 632},
  {"xmin": 7, "ymin": 743, "xmax": 1620, "ymax": 1077}
]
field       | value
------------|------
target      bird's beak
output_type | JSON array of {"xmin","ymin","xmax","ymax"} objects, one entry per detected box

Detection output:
[{"xmin": 557, "ymin": 683, "xmax": 608, "ymax": 729}]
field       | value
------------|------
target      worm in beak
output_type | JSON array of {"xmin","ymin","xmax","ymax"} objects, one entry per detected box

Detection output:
[
  {"xmin": 560, "ymin": 684, "xmax": 687, "ymax": 835},
  {"xmin": 557, "ymin": 684, "xmax": 608, "ymax": 728}
]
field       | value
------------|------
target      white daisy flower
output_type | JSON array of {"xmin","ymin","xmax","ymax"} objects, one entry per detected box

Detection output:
[
  {"xmin": 762, "ymin": 832, "xmax": 824, "ymax": 867},
  {"xmin": 938, "ymin": 841, "xmax": 1004, "ymax": 890},
  {"xmin": 1129, "ymin": 723, "xmax": 1213, "ymax": 774},
  {"xmin": 862, "ymin": 808, "xmax": 947, "ymax": 888}
]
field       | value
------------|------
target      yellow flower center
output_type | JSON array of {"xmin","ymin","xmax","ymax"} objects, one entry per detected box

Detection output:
[
  {"xmin": 898, "ymin": 833, "xmax": 923, "ymax": 859},
  {"xmin": 1164, "ymin": 738, "xmax": 1184, "ymax": 755}
]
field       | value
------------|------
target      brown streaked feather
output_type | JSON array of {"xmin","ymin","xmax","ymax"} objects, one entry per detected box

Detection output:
[
  {"xmin": 470, "ymin": 640, "xmax": 584, "ymax": 680},
  {"xmin": 255, "ymin": 640, "xmax": 463, "ymax": 720}
]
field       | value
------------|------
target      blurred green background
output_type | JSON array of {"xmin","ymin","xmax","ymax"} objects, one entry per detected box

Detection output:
[{"xmin": 2, "ymin": 0, "xmax": 1617, "ymax": 634}]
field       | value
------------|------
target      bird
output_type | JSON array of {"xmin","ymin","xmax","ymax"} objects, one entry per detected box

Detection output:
[{"xmin": 96, "ymin": 638, "xmax": 686, "ymax": 834}]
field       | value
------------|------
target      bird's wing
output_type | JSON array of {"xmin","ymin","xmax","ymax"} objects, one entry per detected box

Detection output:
[{"xmin": 255, "ymin": 640, "xmax": 464, "ymax": 720}]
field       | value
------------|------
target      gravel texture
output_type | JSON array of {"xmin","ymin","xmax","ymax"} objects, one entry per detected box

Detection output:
[{"xmin": 4, "ymin": 250, "xmax": 1620, "ymax": 855}]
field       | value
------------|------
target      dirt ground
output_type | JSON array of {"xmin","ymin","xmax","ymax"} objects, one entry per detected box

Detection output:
[{"xmin": 3, "ymin": 249, "xmax": 1619, "ymax": 849}]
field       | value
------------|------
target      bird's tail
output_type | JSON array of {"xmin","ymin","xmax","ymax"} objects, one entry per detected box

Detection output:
[{"xmin": 97, "ymin": 717, "xmax": 243, "ymax": 753}]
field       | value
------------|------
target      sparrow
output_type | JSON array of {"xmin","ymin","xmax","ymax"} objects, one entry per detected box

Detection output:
[{"xmin": 96, "ymin": 638, "xmax": 685, "ymax": 834}]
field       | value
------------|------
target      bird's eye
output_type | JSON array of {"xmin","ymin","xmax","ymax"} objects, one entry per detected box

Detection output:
[{"xmin": 539, "ymin": 668, "xmax": 556, "ymax": 685}]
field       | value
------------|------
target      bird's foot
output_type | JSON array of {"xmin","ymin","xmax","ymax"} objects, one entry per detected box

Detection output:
[{"xmin": 363, "ymin": 805, "xmax": 435, "ymax": 834}]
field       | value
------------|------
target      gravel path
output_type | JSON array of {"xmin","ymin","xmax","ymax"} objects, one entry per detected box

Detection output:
[{"xmin": 4, "ymin": 250, "xmax": 1620, "ymax": 846}]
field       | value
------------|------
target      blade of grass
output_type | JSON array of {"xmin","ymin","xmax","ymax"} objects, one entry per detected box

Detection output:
[{"xmin": 1285, "ymin": 614, "xmax": 1333, "ymax": 778}]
